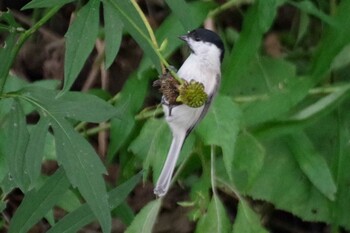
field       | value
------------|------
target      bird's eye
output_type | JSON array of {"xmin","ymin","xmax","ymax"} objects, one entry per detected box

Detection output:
[{"xmin": 194, "ymin": 36, "xmax": 200, "ymax": 41}]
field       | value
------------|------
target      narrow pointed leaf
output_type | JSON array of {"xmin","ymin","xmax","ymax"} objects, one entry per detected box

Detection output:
[
  {"xmin": 103, "ymin": 1, "xmax": 123, "ymax": 69},
  {"xmin": 5, "ymin": 100, "xmax": 30, "ymax": 191},
  {"xmin": 232, "ymin": 201, "xmax": 268, "ymax": 233},
  {"xmin": 52, "ymin": 119, "xmax": 111, "ymax": 233},
  {"xmin": 47, "ymin": 173, "xmax": 142, "ymax": 233},
  {"xmin": 0, "ymin": 33, "xmax": 16, "ymax": 87},
  {"xmin": 22, "ymin": 0, "xmax": 73, "ymax": 9},
  {"xmin": 195, "ymin": 195, "xmax": 231, "ymax": 233},
  {"xmin": 164, "ymin": 0, "xmax": 195, "ymax": 30},
  {"xmin": 103, "ymin": 0, "xmax": 161, "ymax": 72},
  {"xmin": 62, "ymin": 0, "xmax": 100, "ymax": 93},
  {"xmin": 287, "ymin": 132, "xmax": 337, "ymax": 201},
  {"xmin": 222, "ymin": 0, "xmax": 287, "ymax": 94},
  {"xmin": 25, "ymin": 116, "xmax": 50, "ymax": 186},
  {"xmin": 8, "ymin": 169, "xmax": 70, "ymax": 233},
  {"xmin": 125, "ymin": 199, "xmax": 162, "ymax": 233}
]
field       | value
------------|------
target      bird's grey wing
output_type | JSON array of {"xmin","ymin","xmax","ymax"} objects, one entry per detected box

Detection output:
[{"xmin": 185, "ymin": 74, "xmax": 221, "ymax": 136}]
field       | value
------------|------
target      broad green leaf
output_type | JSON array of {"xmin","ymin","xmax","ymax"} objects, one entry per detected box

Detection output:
[
  {"xmin": 125, "ymin": 199, "xmax": 162, "ymax": 233},
  {"xmin": 103, "ymin": 0, "xmax": 161, "ymax": 73},
  {"xmin": 222, "ymin": 0, "xmax": 287, "ymax": 94},
  {"xmin": 232, "ymin": 132, "xmax": 265, "ymax": 192},
  {"xmin": 22, "ymin": 0, "xmax": 73, "ymax": 9},
  {"xmin": 52, "ymin": 119, "xmax": 111, "ymax": 233},
  {"xmin": 236, "ymin": 57, "xmax": 299, "ymax": 126},
  {"xmin": 289, "ymin": 1, "xmax": 336, "ymax": 26},
  {"xmin": 195, "ymin": 195, "xmax": 231, "ymax": 233},
  {"xmin": 62, "ymin": 0, "xmax": 100, "ymax": 94},
  {"xmin": 129, "ymin": 118, "xmax": 171, "ymax": 182},
  {"xmin": 5, "ymin": 100, "xmax": 30, "ymax": 191},
  {"xmin": 8, "ymin": 168, "xmax": 70, "ymax": 233},
  {"xmin": 164, "ymin": 0, "xmax": 195, "ymax": 30},
  {"xmin": 103, "ymin": 1, "xmax": 124, "ymax": 69},
  {"xmin": 25, "ymin": 116, "xmax": 50, "ymax": 187},
  {"xmin": 129, "ymin": 118, "xmax": 195, "ymax": 183},
  {"xmin": 247, "ymin": 137, "xmax": 331, "ymax": 222},
  {"xmin": 56, "ymin": 91, "xmax": 118, "ymax": 122},
  {"xmin": 107, "ymin": 74, "xmax": 148, "ymax": 160},
  {"xmin": 47, "ymin": 173, "xmax": 141, "ymax": 233},
  {"xmin": 232, "ymin": 201, "xmax": 268, "ymax": 233},
  {"xmin": 197, "ymin": 95, "xmax": 241, "ymax": 180},
  {"xmin": 287, "ymin": 132, "xmax": 337, "ymax": 201}
]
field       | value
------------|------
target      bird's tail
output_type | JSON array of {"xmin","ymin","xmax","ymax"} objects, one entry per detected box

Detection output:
[{"xmin": 154, "ymin": 132, "xmax": 186, "ymax": 197}]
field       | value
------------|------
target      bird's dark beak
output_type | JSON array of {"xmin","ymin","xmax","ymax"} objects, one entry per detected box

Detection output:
[{"xmin": 179, "ymin": 34, "xmax": 188, "ymax": 41}]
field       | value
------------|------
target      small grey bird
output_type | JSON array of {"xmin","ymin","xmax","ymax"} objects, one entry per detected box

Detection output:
[{"xmin": 154, "ymin": 28, "xmax": 225, "ymax": 197}]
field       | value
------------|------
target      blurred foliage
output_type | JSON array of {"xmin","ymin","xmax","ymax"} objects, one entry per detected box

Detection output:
[{"xmin": 1, "ymin": 0, "xmax": 350, "ymax": 232}]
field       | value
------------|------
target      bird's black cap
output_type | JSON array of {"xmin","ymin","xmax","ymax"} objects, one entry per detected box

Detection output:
[{"xmin": 185, "ymin": 28, "xmax": 225, "ymax": 62}]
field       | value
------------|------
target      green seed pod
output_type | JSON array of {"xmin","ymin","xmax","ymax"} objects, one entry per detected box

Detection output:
[{"xmin": 177, "ymin": 80, "xmax": 208, "ymax": 108}]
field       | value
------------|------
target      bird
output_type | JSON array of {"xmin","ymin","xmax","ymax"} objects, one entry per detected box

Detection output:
[{"xmin": 154, "ymin": 28, "xmax": 225, "ymax": 197}]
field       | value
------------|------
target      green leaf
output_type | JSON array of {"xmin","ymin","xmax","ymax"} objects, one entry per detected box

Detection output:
[
  {"xmin": 232, "ymin": 132, "xmax": 265, "ymax": 192},
  {"xmin": 195, "ymin": 195, "xmax": 231, "ymax": 233},
  {"xmin": 296, "ymin": 11, "xmax": 309, "ymax": 45},
  {"xmin": 129, "ymin": 118, "xmax": 171, "ymax": 182},
  {"xmin": 47, "ymin": 173, "xmax": 141, "ymax": 233},
  {"xmin": 289, "ymin": 1, "xmax": 336, "ymax": 26},
  {"xmin": 164, "ymin": 0, "xmax": 195, "ymax": 30},
  {"xmin": 22, "ymin": 0, "xmax": 74, "ymax": 9},
  {"xmin": 25, "ymin": 116, "xmax": 50, "ymax": 187},
  {"xmin": 52, "ymin": 119, "xmax": 111, "ymax": 233},
  {"xmin": 236, "ymin": 57, "xmax": 299, "ymax": 126},
  {"xmin": 222, "ymin": 0, "xmax": 287, "ymax": 94},
  {"xmin": 310, "ymin": 0, "xmax": 350, "ymax": 83},
  {"xmin": 125, "ymin": 199, "xmax": 162, "ymax": 233},
  {"xmin": 21, "ymin": 87, "xmax": 117, "ymax": 123},
  {"xmin": 107, "ymin": 74, "xmax": 148, "ymax": 160},
  {"xmin": 5, "ymin": 100, "xmax": 30, "ymax": 191},
  {"xmin": 129, "ymin": 117, "xmax": 196, "ymax": 183},
  {"xmin": 287, "ymin": 132, "xmax": 337, "ymax": 201},
  {"xmin": 232, "ymin": 201, "xmax": 268, "ymax": 233},
  {"xmin": 0, "ymin": 33, "xmax": 16, "ymax": 82},
  {"xmin": 247, "ymin": 137, "xmax": 331, "ymax": 222},
  {"xmin": 0, "ymin": 10, "xmax": 20, "ymax": 28},
  {"xmin": 56, "ymin": 91, "xmax": 118, "ymax": 122},
  {"xmin": 332, "ymin": 107, "xmax": 350, "ymax": 229},
  {"xmin": 103, "ymin": 1, "xmax": 124, "ymax": 69},
  {"xmin": 332, "ymin": 44, "xmax": 350, "ymax": 70},
  {"xmin": 56, "ymin": 189, "xmax": 81, "ymax": 213},
  {"xmin": 289, "ymin": 84, "xmax": 350, "ymax": 121},
  {"xmin": 8, "ymin": 168, "xmax": 70, "ymax": 233},
  {"xmin": 197, "ymin": 95, "xmax": 241, "ymax": 180},
  {"xmin": 62, "ymin": 0, "xmax": 100, "ymax": 94},
  {"xmin": 103, "ymin": 0, "xmax": 161, "ymax": 73}
]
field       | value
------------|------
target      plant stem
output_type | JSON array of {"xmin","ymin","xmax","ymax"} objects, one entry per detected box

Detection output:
[{"xmin": 0, "ymin": 6, "xmax": 61, "ymax": 95}]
